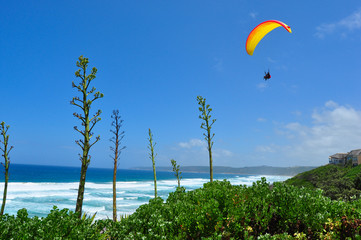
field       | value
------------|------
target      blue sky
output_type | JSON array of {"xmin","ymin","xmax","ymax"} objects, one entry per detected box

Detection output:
[{"xmin": 1, "ymin": 1, "xmax": 361, "ymax": 169}]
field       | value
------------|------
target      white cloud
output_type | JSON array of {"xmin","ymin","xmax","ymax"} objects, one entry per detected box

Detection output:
[
  {"xmin": 213, "ymin": 58, "xmax": 224, "ymax": 72},
  {"xmin": 175, "ymin": 138, "xmax": 234, "ymax": 165},
  {"xmin": 255, "ymin": 101, "xmax": 361, "ymax": 166},
  {"xmin": 255, "ymin": 145, "xmax": 278, "ymax": 153},
  {"xmin": 178, "ymin": 138, "xmax": 206, "ymax": 149},
  {"xmin": 214, "ymin": 149, "xmax": 234, "ymax": 158},
  {"xmin": 339, "ymin": 9, "xmax": 361, "ymax": 30},
  {"xmin": 315, "ymin": 23, "xmax": 336, "ymax": 39},
  {"xmin": 325, "ymin": 100, "xmax": 338, "ymax": 108},
  {"xmin": 249, "ymin": 12, "xmax": 257, "ymax": 19},
  {"xmin": 315, "ymin": 8, "xmax": 361, "ymax": 38},
  {"xmin": 292, "ymin": 111, "xmax": 302, "ymax": 117},
  {"xmin": 257, "ymin": 117, "xmax": 267, "ymax": 122},
  {"xmin": 257, "ymin": 82, "xmax": 268, "ymax": 90},
  {"xmin": 165, "ymin": 102, "xmax": 361, "ymax": 168},
  {"xmin": 267, "ymin": 57, "xmax": 276, "ymax": 63}
]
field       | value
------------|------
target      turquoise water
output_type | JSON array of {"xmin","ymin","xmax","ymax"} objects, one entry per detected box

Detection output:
[{"xmin": 0, "ymin": 164, "xmax": 290, "ymax": 219}]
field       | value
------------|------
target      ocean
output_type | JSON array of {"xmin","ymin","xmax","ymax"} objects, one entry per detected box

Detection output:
[{"xmin": 0, "ymin": 164, "xmax": 291, "ymax": 220}]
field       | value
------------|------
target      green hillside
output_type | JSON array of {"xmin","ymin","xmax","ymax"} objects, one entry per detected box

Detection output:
[{"xmin": 285, "ymin": 163, "xmax": 361, "ymax": 200}]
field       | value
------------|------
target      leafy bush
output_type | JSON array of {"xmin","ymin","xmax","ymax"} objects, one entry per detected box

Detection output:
[
  {"xmin": 3, "ymin": 178, "xmax": 361, "ymax": 239},
  {"xmin": 286, "ymin": 164, "xmax": 361, "ymax": 201},
  {"xmin": 0, "ymin": 206, "xmax": 103, "ymax": 239},
  {"xmin": 102, "ymin": 178, "xmax": 361, "ymax": 239}
]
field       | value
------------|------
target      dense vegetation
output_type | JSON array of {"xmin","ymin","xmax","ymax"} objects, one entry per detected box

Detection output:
[
  {"xmin": 285, "ymin": 163, "xmax": 361, "ymax": 201},
  {"xmin": 2, "ymin": 178, "xmax": 361, "ymax": 239}
]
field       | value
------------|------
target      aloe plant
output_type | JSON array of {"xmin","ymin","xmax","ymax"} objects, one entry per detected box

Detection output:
[
  {"xmin": 110, "ymin": 110, "xmax": 125, "ymax": 221},
  {"xmin": 197, "ymin": 96, "xmax": 216, "ymax": 182},
  {"xmin": 0, "ymin": 122, "xmax": 13, "ymax": 216},
  {"xmin": 70, "ymin": 55, "xmax": 104, "ymax": 217},
  {"xmin": 171, "ymin": 159, "xmax": 182, "ymax": 188},
  {"xmin": 148, "ymin": 129, "xmax": 157, "ymax": 198}
]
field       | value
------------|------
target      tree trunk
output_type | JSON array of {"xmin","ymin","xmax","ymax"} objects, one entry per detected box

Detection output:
[
  {"xmin": 113, "ymin": 157, "xmax": 117, "ymax": 221},
  {"xmin": 152, "ymin": 160, "xmax": 157, "ymax": 198},
  {"xmin": 75, "ymin": 162, "xmax": 88, "ymax": 216},
  {"xmin": 208, "ymin": 143, "xmax": 213, "ymax": 183},
  {"xmin": 208, "ymin": 132, "xmax": 213, "ymax": 183},
  {"xmin": 0, "ymin": 165, "xmax": 9, "ymax": 215}
]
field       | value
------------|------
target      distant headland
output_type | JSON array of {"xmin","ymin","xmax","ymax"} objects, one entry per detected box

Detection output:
[{"xmin": 131, "ymin": 165, "xmax": 318, "ymax": 176}]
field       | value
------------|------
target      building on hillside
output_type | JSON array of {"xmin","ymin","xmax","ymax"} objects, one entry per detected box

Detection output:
[
  {"xmin": 329, "ymin": 153, "xmax": 347, "ymax": 165},
  {"xmin": 329, "ymin": 149, "xmax": 361, "ymax": 166},
  {"xmin": 347, "ymin": 149, "xmax": 361, "ymax": 166}
]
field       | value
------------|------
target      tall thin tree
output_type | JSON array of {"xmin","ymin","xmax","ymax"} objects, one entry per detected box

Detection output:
[
  {"xmin": 171, "ymin": 159, "xmax": 182, "ymax": 188},
  {"xmin": 148, "ymin": 129, "xmax": 157, "ymax": 198},
  {"xmin": 0, "ymin": 122, "xmax": 13, "ymax": 216},
  {"xmin": 197, "ymin": 96, "xmax": 216, "ymax": 182},
  {"xmin": 70, "ymin": 55, "xmax": 104, "ymax": 216},
  {"xmin": 110, "ymin": 110, "xmax": 125, "ymax": 222}
]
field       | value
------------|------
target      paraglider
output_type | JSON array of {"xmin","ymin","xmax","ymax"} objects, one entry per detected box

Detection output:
[
  {"xmin": 246, "ymin": 20, "xmax": 292, "ymax": 81},
  {"xmin": 246, "ymin": 20, "xmax": 292, "ymax": 56}
]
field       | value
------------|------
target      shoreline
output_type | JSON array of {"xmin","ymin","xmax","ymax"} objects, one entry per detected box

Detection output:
[
  {"xmin": 130, "ymin": 166, "xmax": 318, "ymax": 177},
  {"xmin": 147, "ymin": 169, "xmax": 295, "ymax": 177}
]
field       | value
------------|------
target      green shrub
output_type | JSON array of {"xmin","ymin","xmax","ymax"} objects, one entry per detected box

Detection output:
[
  {"xmin": 0, "ymin": 206, "xmax": 103, "ymax": 239},
  {"xmin": 3, "ymin": 178, "xmax": 361, "ymax": 239}
]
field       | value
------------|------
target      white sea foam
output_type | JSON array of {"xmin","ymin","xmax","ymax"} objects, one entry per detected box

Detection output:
[{"xmin": 1, "ymin": 175, "xmax": 290, "ymax": 219}]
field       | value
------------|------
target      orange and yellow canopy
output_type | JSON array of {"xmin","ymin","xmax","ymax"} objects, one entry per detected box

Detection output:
[{"xmin": 246, "ymin": 20, "xmax": 292, "ymax": 56}]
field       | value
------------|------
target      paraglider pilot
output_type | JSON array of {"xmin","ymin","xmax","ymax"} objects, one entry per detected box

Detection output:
[{"xmin": 263, "ymin": 70, "xmax": 271, "ymax": 81}]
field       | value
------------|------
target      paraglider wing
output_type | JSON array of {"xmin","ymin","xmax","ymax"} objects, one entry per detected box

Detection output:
[{"xmin": 246, "ymin": 20, "xmax": 292, "ymax": 56}]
